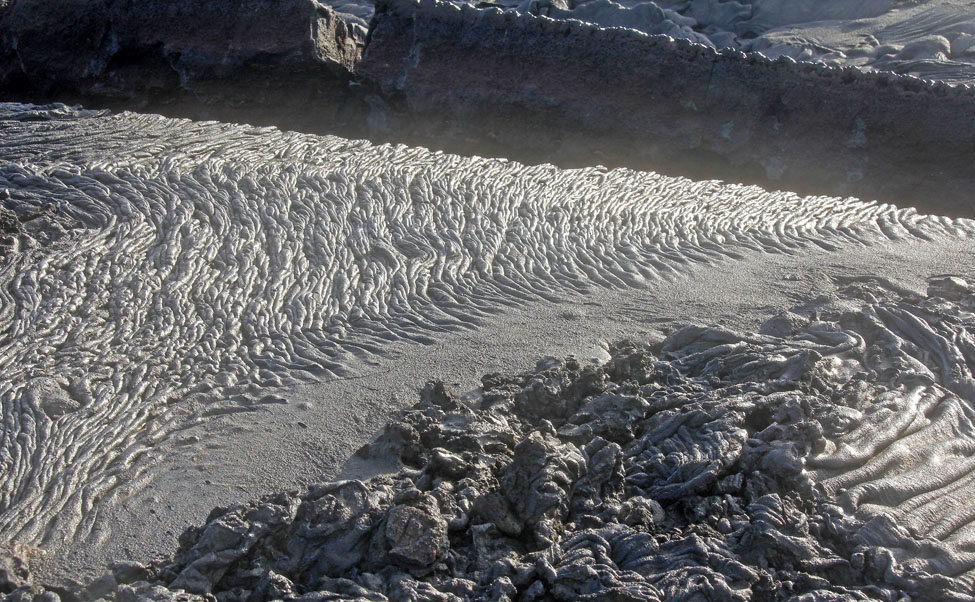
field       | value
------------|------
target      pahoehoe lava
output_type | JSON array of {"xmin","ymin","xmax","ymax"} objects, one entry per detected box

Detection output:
[
  {"xmin": 0, "ymin": 102, "xmax": 972, "ymax": 562},
  {"xmin": 1, "ymin": 0, "xmax": 975, "ymax": 598},
  {"xmin": 9, "ymin": 277, "xmax": 975, "ymax": 601}
]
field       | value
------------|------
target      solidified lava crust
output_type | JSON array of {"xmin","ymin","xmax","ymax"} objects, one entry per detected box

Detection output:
[{"xmin": 6, "ymin": 278, "xmax": 975, "ymax": 602}]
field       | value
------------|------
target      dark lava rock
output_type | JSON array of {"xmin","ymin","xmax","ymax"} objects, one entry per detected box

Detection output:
[
  {"xmin": 500, "ymin": 431, "xmax": 586, "ymax": 541},
  {"xmin": 83, "ymin": 574, "xmax": 117, "ymax": 601},
  {"xmin": 0, "ymin": 543, "xmax": 33, "ymax": 594},
  {"xmin": 0, "ymin": 0, "xmax": 360, "ymax": 113},
  {"xmin": 371, "ymin": 490, "xmax": 448, "ymax": 571},
  {"xmin": 108, "ymin": 562, "xmax": 152, "ymax": 587}
]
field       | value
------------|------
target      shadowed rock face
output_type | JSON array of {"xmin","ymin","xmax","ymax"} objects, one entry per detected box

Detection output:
[
  {"xmin": 7, "ymin": 277, "xmax": 975, "ymax": 602},
  {"xmin": 0, "ymin": 0, "xmax": 361, "ymax": 114},
  {"xmin": 357, "ymin": 0, "xmax": 975, "ymax": 217}
]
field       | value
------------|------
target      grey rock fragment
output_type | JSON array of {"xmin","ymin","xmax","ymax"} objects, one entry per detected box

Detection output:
[
  {"xmin": 115, "ymin": 582, "xmax": 212, "ymax": 602},
  {"xmin": 473, "ymin": 493, "xmax": 522, "ymax": 537},
  {"xmin": 290, "ymin": 479, "xmax": 388, "ymax": 580},
  {"xmin": 500, "ymin": 431, "xmax": 586, "ymax": 539},
  {"xmin": 371, "ymin": 490, "xmax": 448, "ymax": 571},
  {"xmin": 109, "ymin": 562, "xmax": 152, "ymax": 586},
  {"xmin": 169, "ymin": 494, "xmax": 298, "ymax": 594},
  {"xmin": 617, "ymin": 497, "xmax": 664, "ymax": 530},
  {"xmin": 0, "ymin": 543, "xmax": 33, "ymax": 594},
  {"xmin": 84, "ymin": 573, "xmax": 117, "ymax": 601}
]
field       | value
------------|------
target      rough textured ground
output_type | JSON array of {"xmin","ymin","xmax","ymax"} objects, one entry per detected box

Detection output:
[
  {"xmin": 0, "ymin": 2, "xmax": 974, "ymax": 599},
  {"xmin": 8, "ymin": 277, "xmax": 975, "ymax": 601},
  {"xmin": 1, "ymin": 104, "xmax": 975, "ymax": 598}
]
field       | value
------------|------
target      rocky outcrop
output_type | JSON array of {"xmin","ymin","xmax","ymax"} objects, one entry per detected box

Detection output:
[
  {"xmin": 357, "ymin": 0, "xmax": 975, "ymax": 216},
  {"xmin": 9, "ymin": 102, "xmax": 971, "ymax": 574},
  {"xmin": 0, "ymin": 0, "xmax": 361, "ymax": 116}
]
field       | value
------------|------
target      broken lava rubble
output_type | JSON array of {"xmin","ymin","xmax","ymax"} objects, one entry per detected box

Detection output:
[{"xmin": 8, "ymin": 281, "xmax": 975, "ymax": 602}]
